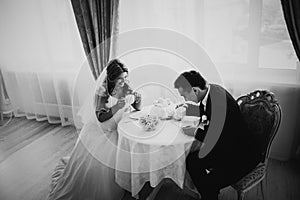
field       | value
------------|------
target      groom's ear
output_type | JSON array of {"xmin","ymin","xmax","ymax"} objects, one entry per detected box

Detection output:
[{"xmin": 192, "ymin": 87, "xmax": 200, "ymax": 95}]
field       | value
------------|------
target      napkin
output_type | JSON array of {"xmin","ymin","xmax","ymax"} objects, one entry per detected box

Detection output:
[{"xmin": 181, "ymin": 116, "xmax": 200, "ymax": 127}]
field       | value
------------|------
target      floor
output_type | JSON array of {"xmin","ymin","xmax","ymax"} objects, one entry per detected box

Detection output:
[
  {"xmin": 0, "ymin": 117, "xmax": 77, "ymax": 200},
  {"xmin": 0, "ymin": 117, "xmax": 299, "ymax": 200}
]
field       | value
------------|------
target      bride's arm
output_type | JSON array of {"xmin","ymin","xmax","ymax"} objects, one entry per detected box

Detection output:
[{"xmin": 95, "ymin": 95, "xmax": 123, "ymax": 123}]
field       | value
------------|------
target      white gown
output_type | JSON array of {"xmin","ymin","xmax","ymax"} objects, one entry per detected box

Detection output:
[{"xmin": 47, "ymin": 91, "xmax": 128, "ymax": 200}]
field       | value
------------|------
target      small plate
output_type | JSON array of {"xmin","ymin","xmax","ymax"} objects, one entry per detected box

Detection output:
[{"xmin": 180, "ymin": 116, "xmax": 200, "ymax": 127}]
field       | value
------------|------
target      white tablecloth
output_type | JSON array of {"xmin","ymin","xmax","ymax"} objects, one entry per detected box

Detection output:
[{"xmin": 115, "ymin": 109, "xmax": 195, "ymax": 197}]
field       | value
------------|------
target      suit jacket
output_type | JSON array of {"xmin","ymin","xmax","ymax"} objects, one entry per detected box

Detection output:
[{"xmin": 186, "ymin": 84, "xmax": 261, "ymax": 169}]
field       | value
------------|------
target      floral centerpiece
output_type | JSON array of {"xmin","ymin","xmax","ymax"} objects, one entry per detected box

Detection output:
[{"xmin": 139, "ymin": 114, "xmax": 160, "ymax": 131}]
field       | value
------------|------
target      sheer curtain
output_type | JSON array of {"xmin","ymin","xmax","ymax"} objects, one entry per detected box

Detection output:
[
  {"xmin": 118, "ymin": 0, "xmax": 300, "ymax": 160},
  {"xmin": 118, "ymin": 0, "xmax": 208, "ymax": 105},
  {"xmin": 0, "ymin": 0, "xmax": 85, "ymax": 126},
  {"xmin": 119, "ymin": 0, "xmax": 299, "ymax": 83}
]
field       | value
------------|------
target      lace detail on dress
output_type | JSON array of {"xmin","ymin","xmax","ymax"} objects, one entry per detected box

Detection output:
[
  {"xmin": 95, "ymin": 84, "xmax": 110, "ymax": 112},
  {"xmin": 95, "ymin": 83, "xmax": 108, "ymax": 97}
]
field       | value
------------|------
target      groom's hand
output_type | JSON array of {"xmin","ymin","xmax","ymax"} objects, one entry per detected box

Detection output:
[
  {"xmin": 190, "ymin": 140, "xmax": 203, "ymax": 153},
  {"xmin": 182, "ymin": 126, "xmax": 197, "ymax": 137}
]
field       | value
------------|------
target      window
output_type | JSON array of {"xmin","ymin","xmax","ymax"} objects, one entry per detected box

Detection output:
[
  {"xmin": 204, "ymin": 0, "xmax": 297, "ymax": 70},
  {"xmin": 119, "ymin": 0, "xmax": 299, "ymax": 83},
  {"xmin": 204, "ymin": 0, "xmax": 250, "ymax": 65},
  {"xmin": 259, "ymin": 0, "xmax": 297, "ymax": 69}
]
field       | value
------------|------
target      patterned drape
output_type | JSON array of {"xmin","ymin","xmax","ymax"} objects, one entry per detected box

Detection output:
[{"xmin": 71, "ymin": 0, "xmax": 120, "ymax": 79}]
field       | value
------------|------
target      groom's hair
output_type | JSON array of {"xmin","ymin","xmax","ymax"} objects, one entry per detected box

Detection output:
[{"xmin": 174, "ymin": 70, "xmax": 206, "ymax": 91}]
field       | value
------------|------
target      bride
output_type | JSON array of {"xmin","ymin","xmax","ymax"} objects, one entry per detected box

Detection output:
[{"xmin": 47, "ymin": 59, "xmax": 141, "ymax": 200}]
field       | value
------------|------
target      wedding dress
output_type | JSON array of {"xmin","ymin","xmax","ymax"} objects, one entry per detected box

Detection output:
[{"xmin": 47, "ymin": 77, "xmax": 130, "ymax": 200}]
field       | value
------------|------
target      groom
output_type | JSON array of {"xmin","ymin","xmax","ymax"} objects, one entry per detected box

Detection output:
[
  {"xmin": 149, "ymin": 70, "xmax": 262, "ymax": 200},
  {"xmin": 176, "ymin": 70, "xmax": 262, "ymax": 200}
]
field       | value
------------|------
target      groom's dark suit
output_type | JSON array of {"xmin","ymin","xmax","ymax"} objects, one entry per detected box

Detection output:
[{"xmin": 186, "ymin": 84, "xmax": 261, "ymax": 200}]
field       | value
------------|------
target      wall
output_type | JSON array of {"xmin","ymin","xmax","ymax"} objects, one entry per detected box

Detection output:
[{"xmin": 225, "ymin": 80, "xmax": 300, "ymax": 161}]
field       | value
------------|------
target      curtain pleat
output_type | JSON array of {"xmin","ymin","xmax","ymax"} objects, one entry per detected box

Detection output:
[
  {"xmin": 71, "ymin": 0, "xmax": 120, "ymax": 80},
  {"xmin": 0, "ymin": 69, "xmax": 12, "ymax": 115}
]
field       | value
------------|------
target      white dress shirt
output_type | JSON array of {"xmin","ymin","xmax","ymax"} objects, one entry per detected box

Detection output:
[{"xmin": 201, "ymin": 84, "xmax": 210, "ymax": 112}]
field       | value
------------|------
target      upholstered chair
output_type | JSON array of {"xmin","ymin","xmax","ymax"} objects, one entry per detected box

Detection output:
[{"xmin": 231, "ymin": 90, "xmax": 281, "ymax": 200}]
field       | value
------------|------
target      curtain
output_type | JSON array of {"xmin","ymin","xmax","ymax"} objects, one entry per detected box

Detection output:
[
  {"xmin": 0, "ymin": 0, "xmax": 85, "ymax": 126},
  {"xmin": 71, "ymin": 0, "xmax": 120, "ymax": 80},
  {"xmin": 0, "ymin": 69, "xmax": 12, "ymax": 124},
  {"xmin": 281, "ymin": 0, "xmax": 300, "ymax": 159},
  {"xmin": 0, "ymin": 69, "xmax": 10, "ymax": 110},
  {"xmin": 281, "ymin": 0, "xmax": 300, "ymax": 61}
]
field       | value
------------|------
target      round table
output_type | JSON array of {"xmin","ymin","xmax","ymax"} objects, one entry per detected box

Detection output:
[{"xmin": 115, "ymin": 109, "xmax": 195, "ymax": 198}]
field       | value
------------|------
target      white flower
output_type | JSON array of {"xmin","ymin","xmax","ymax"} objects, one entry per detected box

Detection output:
[
  {"xmin": 201, "ymin": 115, "xmax": 209, "ymax": 126},
  {"xmin": 201, "ymin": 115, "xmax": 207, "ymax": 122},
  {"xmin": 139, "ymin": 114, "xmax": 160, "ymax": 131}
]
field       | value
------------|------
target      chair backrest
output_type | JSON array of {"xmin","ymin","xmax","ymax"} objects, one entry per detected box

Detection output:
[{"xmin": 237, "ymin": 90, "xmax": 281, "ymax": 163}]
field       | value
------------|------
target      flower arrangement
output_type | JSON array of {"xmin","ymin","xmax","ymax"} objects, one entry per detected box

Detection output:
[
  {"xmin": 201, "ymin": 115, "xmax": 209, "ymax": 125},
  {"xmin": 198, "ymin": 115, "xmax": 210, "ymax": 130},
  {"xmin": 139, "ymin": 114, "xmax": 160, "ymax": 131}
]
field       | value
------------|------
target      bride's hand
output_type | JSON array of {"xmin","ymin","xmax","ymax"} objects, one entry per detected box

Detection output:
[
  {"xmin": 133, "ymin": 92, "xmax": 141, "ymax": 103},
  {"xmin": 117, "ymin": 98, "xmax": 126, "ymax": 109},
  {"xmin": 110, "ymin": 98, "xmax": 126, "ymax": 115}
]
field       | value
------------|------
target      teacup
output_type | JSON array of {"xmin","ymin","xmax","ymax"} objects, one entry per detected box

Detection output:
[
  {"xmin": 173, "ymin": 106, "xmax": 186, "ymax": 120},
  {"xmin": 125, "ymin": 94, "xmax": 135, "ymax": 105}
]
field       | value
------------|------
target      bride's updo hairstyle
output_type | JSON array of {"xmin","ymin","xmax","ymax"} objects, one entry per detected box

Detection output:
[{"xmin": 106, "ymin": 59, "xmax": 128, "ymax": 95}]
